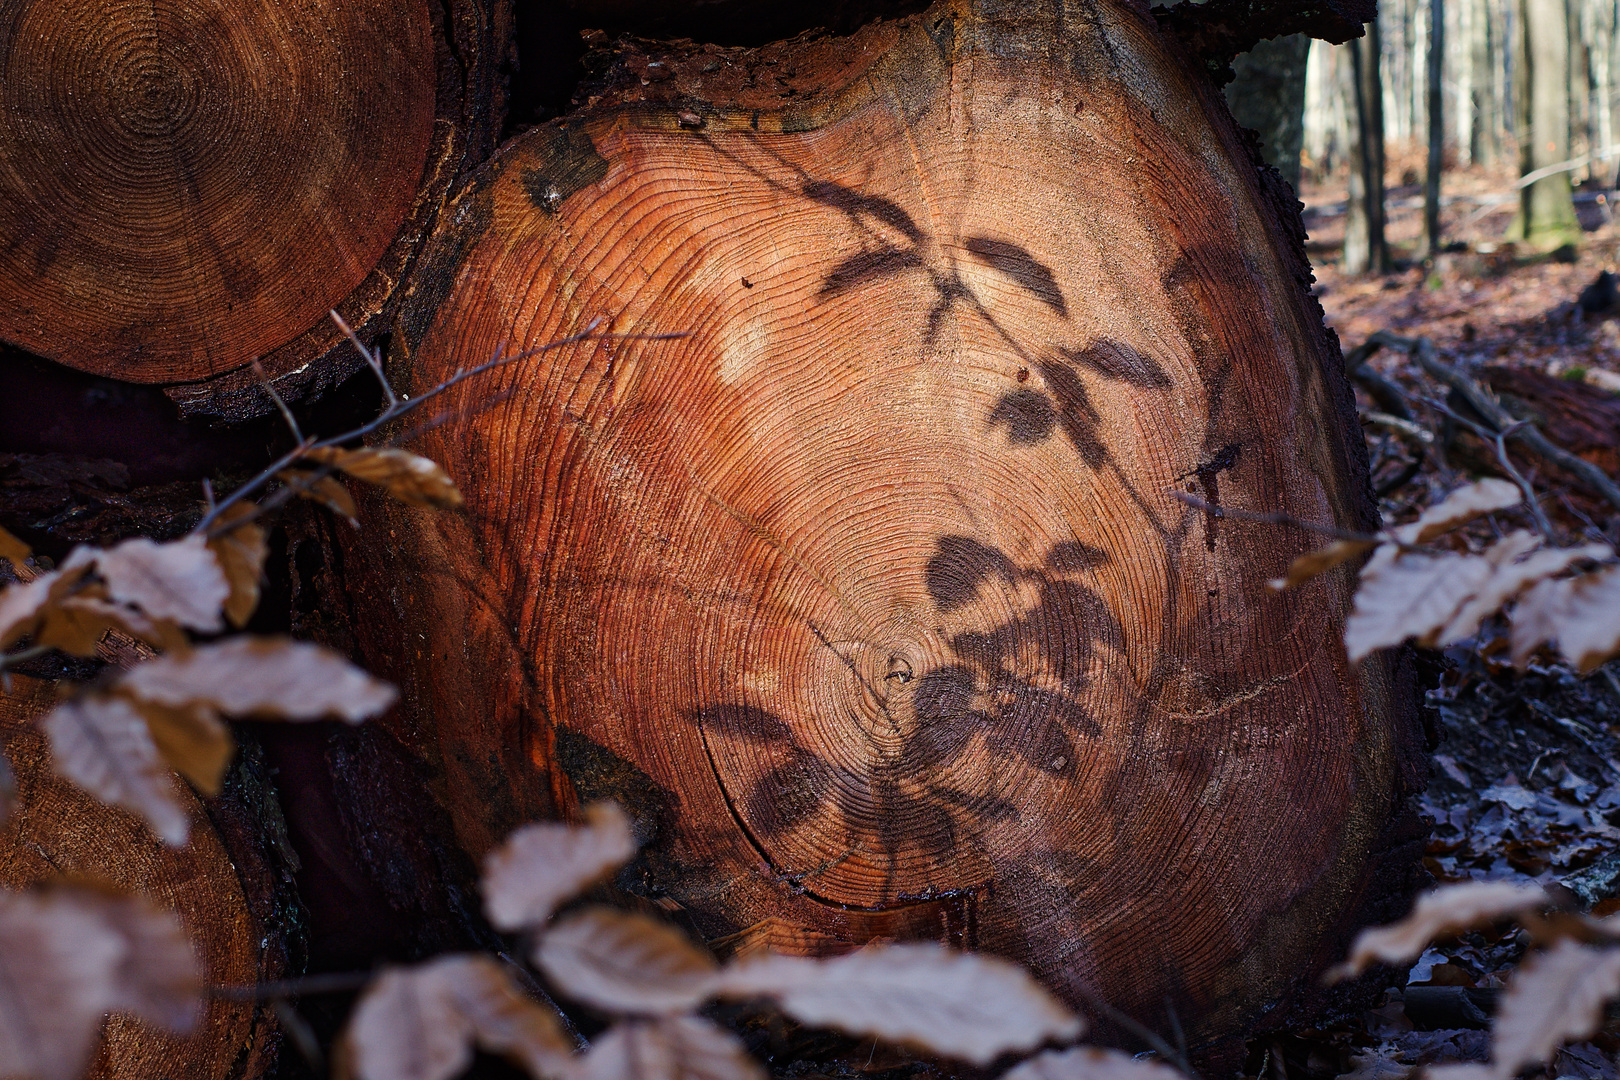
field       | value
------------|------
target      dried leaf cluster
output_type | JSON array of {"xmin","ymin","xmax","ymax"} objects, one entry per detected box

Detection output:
[
  {"xmin": 0, "ymin": 323, "xmax": 482, "ymax": 1079},
  {"xmin": 1333, "ymin": 880, "xmax": 1620, "ymax": 1080},
  {"xmin": 1274, "ymin": 478, "xmax": 1620, "ymax": 670},
  {"xmin": 1, "ymin": 520, "xmax": 397, "ymax": 845},
  {"xmin": 343, "ymin": 801, "xmax": 1177, "ymax": 1080}
]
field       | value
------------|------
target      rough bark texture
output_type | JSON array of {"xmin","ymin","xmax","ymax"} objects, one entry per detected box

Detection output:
[
  {"xmin": 0, "ymin": 0, "xmax": 511, "ymax": 420},
  {"xmin": 1151, "ymin": 0, "xmax": 1372, "ymax": 74},
  {"xmin": 331, "ymin": 0, "xmax": 1426, "ymax": 1054},
  {"xmin": 0, "ymin": 675, "xmax": 298, "ymax": 1080}
]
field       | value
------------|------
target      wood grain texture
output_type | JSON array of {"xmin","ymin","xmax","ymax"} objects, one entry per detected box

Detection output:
[
  {"xmin": 0, "ymin": 676, "xmax": 286, "ymax": 1080},
  {"xmin": 0, "ymin": 0, "xmax": 509, "ymax": 418},
  {"xmin": 352, "ymin": 0, "xmax": 1421, "ymax": 1049}
]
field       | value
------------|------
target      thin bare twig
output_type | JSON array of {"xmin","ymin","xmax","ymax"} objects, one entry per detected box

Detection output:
[
  {"xmin": 1171, "ymin": 490, "xmax": 1379, "ymax": 543},
  {"xmin": 1362, "ymin": 410, "xmax": 1434, "ymax": 445},
  {"xmin": 251, "ymin": 360, "xmax": 304, "ymax": 445},
  {"xmin": 196, "ymin": 321, "xmax": 688, "ymax": 535},
  {"xmin": 1366, "ymin": 332, "xmax": 1620, "ymax": 514},
  {"xmin": 272, "ymin": 1001, "xmax": 324, "ymax": 1072},
  {"xmin": 1071, "ymin": 986, "xmax": 1198, "ymax": 1078},
  {"xmin": 330, "ymin": 309, "xmax": 397, "ymax": 409},
  {"xmin": 0, "ymin": 643, "xmax": 53, "ymax": 679},
  {"xmin": 209, "ymin": 970, "xmax": 374, "ymax": 1001},
  {"xmin": 1422, "ymin": 399, "xmax": 1558, "ymax": 537}
]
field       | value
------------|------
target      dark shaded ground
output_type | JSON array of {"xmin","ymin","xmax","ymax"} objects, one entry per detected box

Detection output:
[{"xmin": 1240, "ymin": 157, "xmax": 1620, "ymax": 1080}]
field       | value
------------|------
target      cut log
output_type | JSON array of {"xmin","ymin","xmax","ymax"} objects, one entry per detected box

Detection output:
[
  {"xmin": 340, "ymin": 0, "xmax": 1423, "ymax": 1052},
  {"xmin": 0, "ymin": 675, "xmax": 292, "ymax": 1080},
  {"xmin": 0, "ymin": 0, "xmax": 510, "ymax": 418}
]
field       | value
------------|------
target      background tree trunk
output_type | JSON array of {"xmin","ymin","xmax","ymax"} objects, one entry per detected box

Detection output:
[
  {"xmin": 1427, "ymin": 0, "xmax": 1446, "ymax": 253},
  {"xmin": 1226, "ymin": 35, "xmax": 1313, "ymax": 194},
  {"xmin": 338, "ymin": 0, "xmax": 1423, "ymax": 1057},
  {"xmin": 1346, "ymin": 20, "xmax": 1392, "ymax": 273},
  {"xmin": 1518, "ymin": 0, "xmax": 1583, "ymax": 245}
]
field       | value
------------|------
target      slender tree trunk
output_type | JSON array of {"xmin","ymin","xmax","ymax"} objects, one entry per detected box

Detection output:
[
  {"xmin": 1519, "ymin": 0, "xmax": 1582, "ymax": 245},
  {"xmin": 1428, "ymin": 0, "xmax": 1446, "ymax": 251},
  {"xmin": 1347, "ymin": 20, "xmax": 1392, "ymax": 273}
]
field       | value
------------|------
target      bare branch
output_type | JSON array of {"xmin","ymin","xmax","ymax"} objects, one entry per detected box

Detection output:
[
  {"xmin": 1171, "ymin": 490, "xmax": 1379, "ymax": 543},
  {"xmin": 330, "ymin": 309, "xmax": 397, "ymax": 410},
  {"xmin": 1367, "ymin": 332, "xmax": 1620, "ymax": 515},
  {"xmin": 251, "ymin": 360, "xmax": 304, "ymax": 445}
]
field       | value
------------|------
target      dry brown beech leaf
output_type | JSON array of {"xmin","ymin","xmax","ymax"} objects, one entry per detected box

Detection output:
[
  {"xmin": 82, "ymin": 889, "xmax": 206, "ymax": 1033},
  {"xmin": 567, "ymin": 1016, "xmax": 763, "ymax": 1080},
  {"xmin": 344, "ymin": 954, "xmax": 574, "ymax": 1080},
  {"xmin": 1328, "ymin": 882, "xmax": 1550, "ymax": 981},
  {"xmin": 484, "ymin": 802, "xmax": 638, "ymax": 931},
  {"xmin": 1001, "ymin": 1047, "xmax": 1188, "ymax": 1080},
  {"xmin": 0, "ymin": 564, "xmax": 88, "ymax": 649},
  {"xmin": 0, "ymin": 524, "xmax": 29, "ymax": 565},
  {"xmin": 65, "ymin": 534, "xmax": 229, "ymax": 632},
  {"xmin": 280, "ymin": 469, "xmax": 360, "ymax": 524},
  {"xmin": 1345, "ymin": 548, "xmax": 1494, "ymax": 661},
  {"xmin": 0, "ymin": 885, "xmax": 201, "ymax": 1080},
  {"xmin": 1392, "ymin": 478, "xmax": 1523, "ymax": 545},
  {"xmin": 1510, "ymin": 564, "xmax": 1620, "ymax": 672},
  {"xmin": 207, "ymin": 505, "xmax": 268, "ymax": 629},
  {"xmin": 713, "ymin": 943, "xmax": 1083, "ymax": 1065},
  {"xmin": 120, "ymin": 636, "xmax": 397, "ymax": 722},
  {"xmin": 1435, "ymin": 533, "xmax": 1610, "ymax": 646},
  {"xmin": 135, "ymin": 700, "xmax": 235, "ymax": 796},
  {"xmin": 35, "ymin": 593, "xmax": 166, "ymax": 657},
  {"xmin": 1486, "ymin": 939, "xmax": 1620, "ymax": 1078},
  {"xmin": 538, "ymin": 908, "xmax": 719, "ymax": 1015},
  {"xmin": 43, "ymin": 695, "xmax": 191, "ymax": 846},
  {"xmin": 1268, "ymin": 538, "xmax": 1379, "ymax": 591},
  {"xmin": 305, "ymin": 446, "xmax": 463, "ymax": 509}
]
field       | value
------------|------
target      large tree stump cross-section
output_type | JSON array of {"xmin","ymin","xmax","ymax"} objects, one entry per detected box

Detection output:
[{"xmin": 340, "ymin": 0, "xmax": 1421, "ymax": 1051}]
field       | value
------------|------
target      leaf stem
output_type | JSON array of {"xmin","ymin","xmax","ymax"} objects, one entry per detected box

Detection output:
[
  {"xmin": 1170, "ymin": 490, "xmax": 1379, "ymax": 543},
  {"xmin": 209, "ymin": 970, "xmax": 375, "ymax": 1001}
]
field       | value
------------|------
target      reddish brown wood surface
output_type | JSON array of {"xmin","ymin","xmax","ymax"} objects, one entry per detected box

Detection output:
[
  {"xmin": 0, "ymin": 0, "xmax": 509, "ymax": 417},
  {"xmin": 343, "ymin": 0, "xmax": 1422, "ymax": 1049},
  {"xmin": 0, "ymin": 676, "xmax": 286, "ymax": 1080}
]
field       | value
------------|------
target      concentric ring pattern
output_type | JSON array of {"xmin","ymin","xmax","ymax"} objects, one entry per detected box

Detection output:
[
  {"xmin": 0, "ymin": 0, "xmax": 435, "ymax": 381},
  {"xmin": 389, "ymin": 1, "xmax": 1406, "ymax": 1046}
]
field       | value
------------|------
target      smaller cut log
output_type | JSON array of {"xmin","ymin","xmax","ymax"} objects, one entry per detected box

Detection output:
[
  {"xmin": 0, "ymin": 0, "xmax": 511, "ymax": 419},
  {"xmin": 0, "ymin": 675, "xmax": 293, "ymax": 1080}
]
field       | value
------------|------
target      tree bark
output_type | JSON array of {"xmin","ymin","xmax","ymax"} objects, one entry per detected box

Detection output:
[
  {"xmin": 340, "ymin": 0, "xmax": 1425, "ymax": 1055},
  {"xmin": 0, "ymin": 0, "xmax": 512, "ymax": 420}
]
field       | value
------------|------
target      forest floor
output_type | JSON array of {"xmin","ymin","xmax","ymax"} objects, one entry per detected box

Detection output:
[{"xmin": 1266, "ymin": 159, "xmax": 1620, "ymax": 1080}]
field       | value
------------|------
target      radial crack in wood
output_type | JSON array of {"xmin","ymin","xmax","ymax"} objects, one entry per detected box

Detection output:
[{"xmin": 347, "ymin": 0, "xmax": 1421, "ymax": 1052}]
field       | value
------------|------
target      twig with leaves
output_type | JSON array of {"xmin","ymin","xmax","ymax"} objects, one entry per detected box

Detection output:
[
  {"xmin": 0, "ymin": 316, "xmax": 674, "ymax": 1080},
  {"xmin": 340, "ymin": 801, "xmax": 1187, "ymax": 1080},
  {"xmin": 1266, "ymin": 477, "xmax": 1620, "ymax": 669}
]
